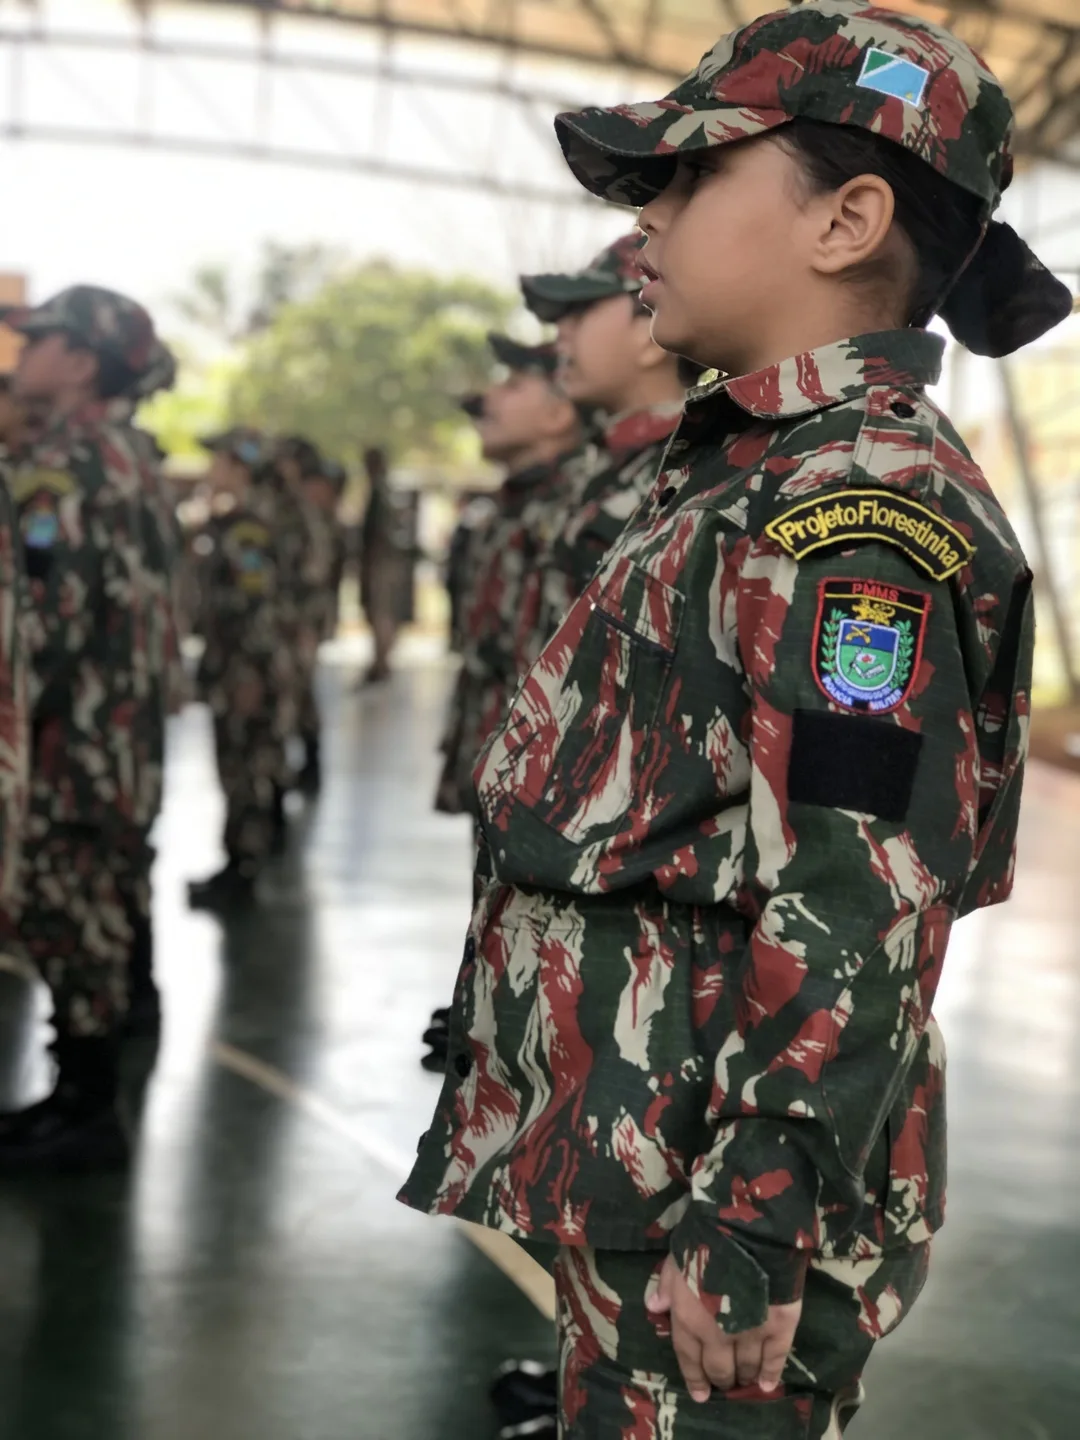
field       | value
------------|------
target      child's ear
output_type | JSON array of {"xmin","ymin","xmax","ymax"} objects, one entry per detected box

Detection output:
[{"xmin": 813, "ymin": 174, "xmax": 896, "ymax": 276}]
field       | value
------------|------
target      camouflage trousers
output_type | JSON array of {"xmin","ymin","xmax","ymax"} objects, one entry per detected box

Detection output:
[
  {"xmin": 20, "ymin": 821, "xmax": 133, "ymax": 1040},
  {"xmin": 113, "ymin": 827, "xmax": 156, "ymax": 998},
  {"xmin": 213, "ymin": 712, "xmax": 285, "ymax": 868},
  {"xmin": 554, "ymin": 1243, "xmax": 930, "ymax": 1439},
  {"xmin": 297, "ymin": 624, "xmax": 322, "ymax": 741}
]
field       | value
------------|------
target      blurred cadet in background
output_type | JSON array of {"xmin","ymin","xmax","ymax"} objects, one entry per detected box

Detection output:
[
  {"xmin": 187, "ymin": 427, "xmax": 296, "ymax": 910},
  {"xmin": 358, "ymin": 445, "xmax": 412, "ymax": 686},
  {"xmin": 445, "ymin": 487, "xmax": 497, "ymax": 655}
]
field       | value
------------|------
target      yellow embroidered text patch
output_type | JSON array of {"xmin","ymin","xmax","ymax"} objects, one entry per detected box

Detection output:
[{"xmin": 764, "ymin": 489, "xmax": 974, "ymax": 581}]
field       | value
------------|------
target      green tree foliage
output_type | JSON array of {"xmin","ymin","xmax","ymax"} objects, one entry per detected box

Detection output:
[
  {"xmin": 227, "ymin": 260, "xmax": 514, "ymax": 467},
  {"xmin": 173, "ymin": 242, "xmax": 347, "ymax": 344}
]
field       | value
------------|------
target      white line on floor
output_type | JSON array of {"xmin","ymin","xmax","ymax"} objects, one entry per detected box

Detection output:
[{"xmin": 213, "ymin": 1040, "xmax": 556, "ymax": 1322}]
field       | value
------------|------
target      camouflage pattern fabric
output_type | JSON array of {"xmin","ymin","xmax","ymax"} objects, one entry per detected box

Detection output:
[
  {"xmin": 402, "ymin": 329, "xmax": 1032, "ymax": 1336},
  {"xmin": 552, "ymin": 1, "xmax": 1071, "ymax": 357},
  {"xmin": 192, "ymin": 491, "xmax": 295, "ymax": 865},
  {"xmin": 11, "ymin": 411, "xmax": 161, "ymax": 832},
  {"xmin": 519, "ymin": 403, "xmax": 684, "ymax": 668},
  {"xmin": 521, "ymin": 232, "xmax": 648, "ymax": 324},
  {"xmin": 435, "ymin": 456, "xmax": 574, "ymax": 816},
  {"xmin": 20, "ymin": 819, "xmax": 133, "ymax": 1038},
  {"xmin": 555, "ymin": 1242, "xmax": 929, "ymax": 1438},
  {"xmin": 0, "ymin": 470, "xmax": 29, "ymax": 945}
]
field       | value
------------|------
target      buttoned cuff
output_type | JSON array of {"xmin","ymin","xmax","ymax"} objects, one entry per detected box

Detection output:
[{"xmin": 670, "ymin": 1207, "xmax": 811, "ymax": 1334}]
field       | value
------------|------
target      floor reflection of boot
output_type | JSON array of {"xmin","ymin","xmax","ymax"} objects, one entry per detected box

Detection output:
[{"xmin": 0, "ymin": 1037, "xmax": 130, "ymax": 1174}]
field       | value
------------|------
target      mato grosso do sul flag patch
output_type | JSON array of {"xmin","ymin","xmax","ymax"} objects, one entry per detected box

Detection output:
[{"xmin": 813, "ymin": 579, "xmax": 930, "ymax": 714}]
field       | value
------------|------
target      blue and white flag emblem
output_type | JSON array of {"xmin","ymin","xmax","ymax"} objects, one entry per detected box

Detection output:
[{"xmin": 857, "ymin": 47, "xmax": 930, "ymax": 109}]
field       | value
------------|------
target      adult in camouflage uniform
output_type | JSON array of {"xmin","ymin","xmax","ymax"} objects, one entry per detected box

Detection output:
[
  {"xmin": 0, "ymin": 285, "xmax": 167, "ymax": 1169},
  {"xmin": 515, "ymin": 232, "xmax": 697, "ymax": 670},
  {"xmin": 188, "ymin": 427, "xmax": 295, "ymax": 909},
  {"xmin": 403, "ymin": 4, "xmax": 1071, "ymax": 1436},
  {"xmin": 434, "ymin": 335, "xmax": 583, "ymax": 819}
]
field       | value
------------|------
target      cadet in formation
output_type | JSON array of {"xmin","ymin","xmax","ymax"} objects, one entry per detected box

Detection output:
[
  {"xmin": 0, "ymin": 285, "xmax": 173, "ymax": 1169},
  {"xmin": 187, "ymin": 428, "xmax": 296, "ymax": 909},
  {"xmin": 403, "ymin": 4, "xmax": 1069, "ymax": 1436},
  {"xmin": 515, "ymin": 231, "xmax": 699, "ymax": 667}
]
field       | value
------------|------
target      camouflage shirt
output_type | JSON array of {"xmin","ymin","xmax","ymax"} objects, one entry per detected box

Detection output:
[
  {"xmin": 12, "ymin": 411, "xmax": 161, "ymax": 831},
  {"xmin": 519, "ymin": 403, "xmax": 684, "ymax": 668},
  {"xmin": 0, "ymin": 473, "xmax": 29, "ymax": 931},
  {"xmin": 403, "ymin": 329, "xmax": 1033, "ymax": 1333},
  {"xmin": 436, "ymin": 455, "xmax": 576, "ymax": 816}
]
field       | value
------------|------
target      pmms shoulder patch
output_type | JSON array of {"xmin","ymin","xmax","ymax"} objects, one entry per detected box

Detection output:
[
  {"xmin": 813, "ymin": 578, "xmax": 930, "ymax": 714},
  {"xmin": 764, "ymin": 489, "xmax": 974, "ymax": 581}
]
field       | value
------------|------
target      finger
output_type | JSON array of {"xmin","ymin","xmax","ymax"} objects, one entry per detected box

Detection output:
[
  {"xmin": 700, "ymin": 1330, "xmax": 737, "ymax": 1392},
  {"xmin": 648, "ymin": 1260, "xmax": 675, "ymax": 1312},
  {"xmin": 672, "ymin": 1331, "xmax": 711, "ymax": 1404},
  {"xmin": 758, "ymin": 1331, "xmax": 794, "ymax": 1393},
  {"xmin": 733, "ymin": 1332, "xmax": 764, "ymax": 1389}
]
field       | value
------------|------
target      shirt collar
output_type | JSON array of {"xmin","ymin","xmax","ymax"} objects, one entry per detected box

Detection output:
[
  {"xmin": 602, "ymin": 402, "xmax": 684, "ymax": 459},
  {"xmin": 702, "ymin": 330, "xmax": 946, "ymax": 422}
]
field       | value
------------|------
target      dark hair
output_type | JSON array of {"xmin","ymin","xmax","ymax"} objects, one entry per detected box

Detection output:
[{"xmin": 775, "ymin": 119, "xmax": 985, "ymax": 324}]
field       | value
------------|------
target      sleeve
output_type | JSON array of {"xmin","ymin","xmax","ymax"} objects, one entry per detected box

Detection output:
[
  {"xmin": 669, "ymin": 534, "xmax": 985, "ymax": 1332},
  {"xmin": 31, "ymin": 476, "xmax": 108, "ymax": 716}
]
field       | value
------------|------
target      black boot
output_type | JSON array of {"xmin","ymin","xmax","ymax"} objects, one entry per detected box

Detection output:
[
  {"xmin": 297, "ymin": 734, "xmax": 322, "ymax": 793},
  {"xmin": 270, "ymin": 783, "xmax": 288, "ymax": 854},
  {"xmin": 0, "ymin": 1037, "xmax": 129, "ymax": 1173},
  {"xmin": 187, "ymin": 859, "xmax": 257, "ymax": 910},
  {"xmin": 121, "ymin": 909, "xmax": 161, "ymax": 1040},
  {"xmin": 491, "ymin": 1361, "xmax": 558, "ymax": 1427}
]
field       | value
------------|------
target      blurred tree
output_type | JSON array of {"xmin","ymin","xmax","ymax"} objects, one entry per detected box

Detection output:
[
  {"xmin": 227, "ymin": 260, "xmax": 514, "ymax": 467},
  {"xmin": 173, "ymin": 242, "xmax": 346, "ymax": 344}
]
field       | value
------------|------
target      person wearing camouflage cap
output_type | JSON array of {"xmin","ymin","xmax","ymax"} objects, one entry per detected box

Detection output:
[
  {"xmin": 0, "ymin": 284, "xmax": 171, "ymax": 1169},
  {"xmin": 515, "ymin": 231, "xmax": 701, "ymax": 676},
  {"xmin": 186, "ymin": 427, "xmax": 297, "ymax": 909},
  {"xmin": 433, "ymin": 334, "xmax": 582, "ymax": 823},
  {"xmin": 404, "ymin": 4, "xmax": 1067, "ymax": 1435}
]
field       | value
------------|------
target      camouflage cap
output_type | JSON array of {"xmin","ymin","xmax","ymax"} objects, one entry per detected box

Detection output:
[
  {"xmin": 520, "ymin": 232, "xmax": 647, "ymax": 323},
  {"xmin": 554, "ymin": 0, "xmax": 1071, "ymax": 356},
  {"xmin": 275, "ymin": 434, "xmax": 324, "ymax": 477},
  {"xmin": 198, "ymin": 426, "xmax": 270, "ymax": 470},
  {"xmin": 127, "ymin": 337, "xmax": 177, "ymax": 402},
  {"xmin": 488, "ymin": 333, "xmax": 559, "ymax": 377},
  {"xmin": 3, "ymin": 285, "xmax": 157, "ymax": 374}
]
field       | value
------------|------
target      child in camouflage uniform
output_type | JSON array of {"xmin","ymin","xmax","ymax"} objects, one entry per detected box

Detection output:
[{"xmin": 403, "ymin": 4, "xmax": 1071, "ymax": 1437}]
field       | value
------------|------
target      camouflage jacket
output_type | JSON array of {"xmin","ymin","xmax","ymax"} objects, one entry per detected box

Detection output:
[
  {"xmin": 519, "ymin": 402, "xmax": 684, "ymax": 667},
  {"xmin": 436, "ymin": 455, "xmax": 575, "ymax": 816},
  {"xmin": 0, "ymin": 473, "xmax": 29, "ymax": 930},
  {"xmin": 403, "ymin": 330, "xmax": 1033, "ymax": 1333},
  {"xmin": 12, "ymin": 411, "xmax": 162, "ymax": 832},
  {"xmin": 193, "ymin": 490, "xmax": 291, "ymax": 680}
]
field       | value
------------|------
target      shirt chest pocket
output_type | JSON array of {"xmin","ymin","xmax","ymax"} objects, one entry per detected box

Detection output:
[{"xmin": 480, "ymin": 554, "xmax": 683, "ymax": 844}]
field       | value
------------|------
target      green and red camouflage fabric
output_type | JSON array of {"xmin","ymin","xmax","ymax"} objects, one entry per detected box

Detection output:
[
  {"xmin": 199, "ymin": 426, "xmax": 272, "ymax": 471},
  {"xmin": 521, "ymin": 232, "xmax": 648, "ymax": 324},
  {"xmin": 402, "ymin": 327, "xmax": 1033, "ymax": 1333},
  {"xmin": 553, "ymin": 0, "xmax": 1071, "ymax": 356},
  {"xmin": 4, "ymin": 285, "xmax": 159, "ymax": 378},
  {"xmin": 11, "ymin": 407, "xmax": 164, "ymax": 834},
  {"xmin": 0, "ymin": 468, "xmax": 29, "ymax": 944},
  {"xmin": 435, "ymin": 456, "xmax": 573, "ymax": 816},
  {"xmin": 515, "ymin": 402, "xmax": 684, "ymax": 671}
]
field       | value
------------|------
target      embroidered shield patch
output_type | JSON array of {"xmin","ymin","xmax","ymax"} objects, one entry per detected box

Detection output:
[{"xmin": 813, "ymin": 578, "xmax": 930, "ymax": 714}]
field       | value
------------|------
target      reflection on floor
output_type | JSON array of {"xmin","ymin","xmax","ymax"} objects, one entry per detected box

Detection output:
[{"xmin": 0, "ymin": 644, "xmax": 1077, "ymax": 1439}]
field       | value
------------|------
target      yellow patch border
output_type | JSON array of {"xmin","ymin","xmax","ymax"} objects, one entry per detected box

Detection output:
[
  {"xmin": 764, "ymin": 488, "xmax": 974, "ymax": 582},
  {"xmin": 10, "ymin": 468, "xmax": 76, "ymax": 505}
]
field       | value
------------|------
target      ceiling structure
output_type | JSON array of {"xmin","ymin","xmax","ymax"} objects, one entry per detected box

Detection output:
[{"xmin": 201, "ymin": 1, "xmax": 1080, "ymax": 165}]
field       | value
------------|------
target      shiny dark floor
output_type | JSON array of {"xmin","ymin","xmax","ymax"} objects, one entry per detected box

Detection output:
[{"xmin": 0, "ymin": 643, "xmax": 1077, "ymax": 1439}]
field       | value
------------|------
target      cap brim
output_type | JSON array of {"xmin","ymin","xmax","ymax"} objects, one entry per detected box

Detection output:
[
  {"xmin": 487, "ymin": 332, "xmax": 557, "ymax": 375},
  {"xmin": 520, "ymin": 272, "xmax": 630, "ymax": 323},
  {"xmin": 0, "ymin": 305, "xmax": 52, "ymax": 336},
  {"xmin": 554, "ymin": 102, "xmax": 789, "ymax": 206},
  {"xmin": 459, "ymin": 393, "xmax": 486, "ymax": 419}
]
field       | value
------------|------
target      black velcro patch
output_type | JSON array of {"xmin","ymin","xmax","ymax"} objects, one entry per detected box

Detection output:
[{"xmin": 788, "ymin": 709, "xmax": 923, "ymax": 822}]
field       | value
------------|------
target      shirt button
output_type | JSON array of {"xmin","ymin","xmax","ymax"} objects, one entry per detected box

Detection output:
[
  {"xmin": 454, "ymin": 1052, "xmax": 473, "ymax": 1079},
  {"xmin": 658, "ymin": 486, "xmax": 677, "ymax": 506},
  {"xmin": 891, "ymin": 400, "xmax": 916, "ymax": 418}
]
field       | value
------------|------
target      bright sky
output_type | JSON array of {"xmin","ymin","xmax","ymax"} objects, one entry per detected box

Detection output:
[{"xmin": 0, "ymin": 0, "xmax": 1078, "ymax": 341}]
